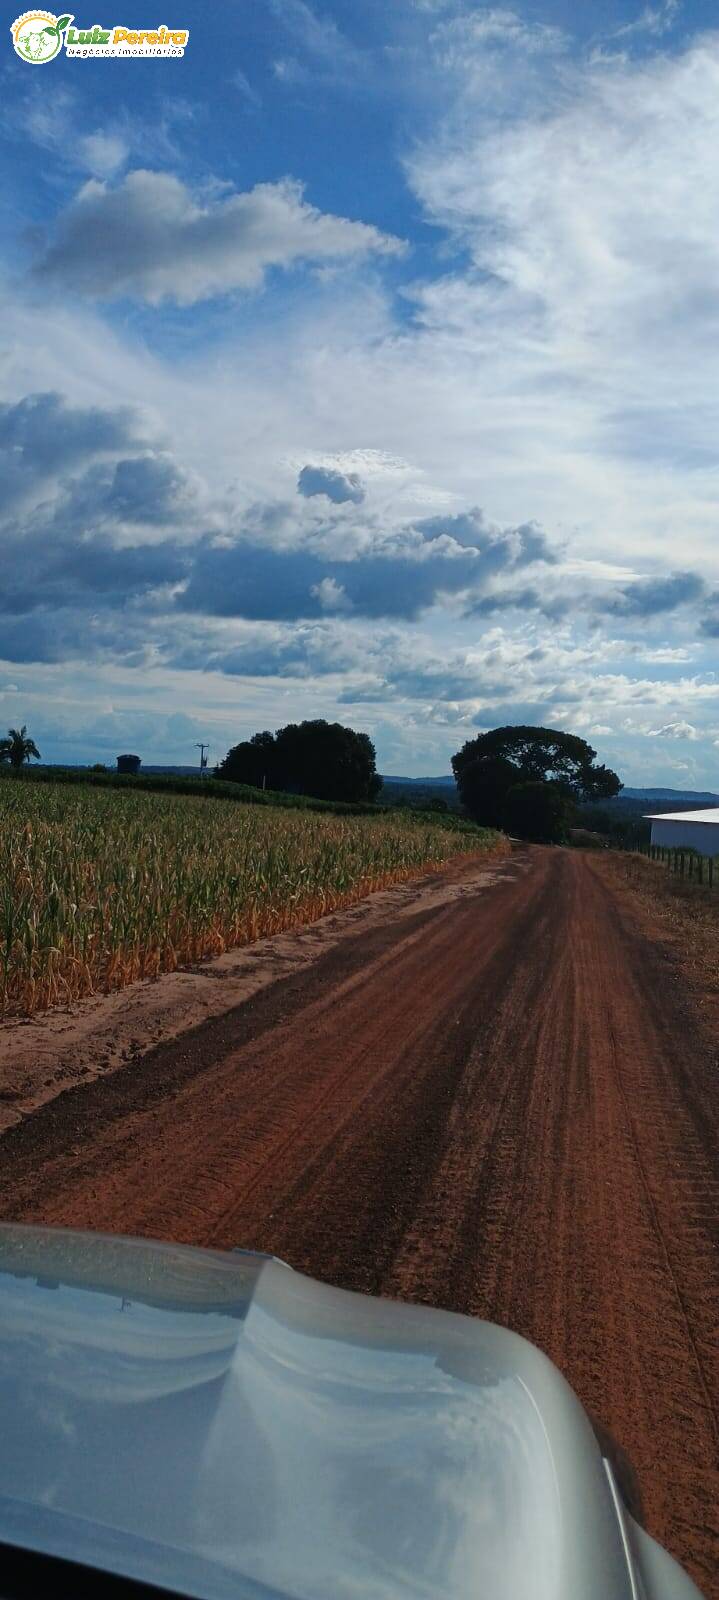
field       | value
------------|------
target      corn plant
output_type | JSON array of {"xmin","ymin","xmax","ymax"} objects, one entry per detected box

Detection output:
[{"xmin": 0, "ymin": 783, "xmax": 503, "ymax": 1018}]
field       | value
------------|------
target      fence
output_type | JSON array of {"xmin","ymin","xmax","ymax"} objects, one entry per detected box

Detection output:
[{"xmin": 636, "ymin": 840, "xmax": 716, "ymax": 888}]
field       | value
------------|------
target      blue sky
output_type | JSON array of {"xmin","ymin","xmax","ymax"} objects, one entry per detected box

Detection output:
[{"xmin": 2, "ymin": 0, "xmax": 719, "ymax": 782}]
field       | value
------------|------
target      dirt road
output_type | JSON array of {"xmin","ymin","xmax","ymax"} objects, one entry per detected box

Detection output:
[{"xmin": 0, "ymin": 846, "xmax": 717, "ymax": 1592}]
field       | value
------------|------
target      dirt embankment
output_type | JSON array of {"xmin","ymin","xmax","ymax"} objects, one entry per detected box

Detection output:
[{"xmin": 0, "ymin": 846, "xmax": 717, "ymax": 1594}]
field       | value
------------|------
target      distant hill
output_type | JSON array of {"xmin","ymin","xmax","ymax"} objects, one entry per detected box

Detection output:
[
  {"xmin": 381, "ymin": 775, "xmax": 460, "ymax": 808},
  {"xmin": 383, "ymin": 780, "xmax": 719, "ymax": 802},
  {"xmin": 381, "ymin": 774, "xmax": 455, "ymax": 786},
  {"xmin": 579, "ymin": 787, "xmax": 719, "ymax": 842},
  {"xmin": 382, "ymin": 778, "xmax": 719, "ymax": 818},
  {"xmin": 618, "ymin": 787, "xmax": 719, "ymax": 804}
]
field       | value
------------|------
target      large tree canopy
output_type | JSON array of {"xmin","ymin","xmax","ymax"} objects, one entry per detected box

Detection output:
[
  {"xmin": 218, "ymin": 719, "xmax": 382, "ymax": 804},
  {"xmin": 451, "ymin": 725, "xmax": 621, "ymax": 833}
]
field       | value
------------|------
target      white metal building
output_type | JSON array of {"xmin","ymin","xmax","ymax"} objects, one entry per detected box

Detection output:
[{"xmin": 645, "ymin": 808, "xmax": 719, "ymax": 856}]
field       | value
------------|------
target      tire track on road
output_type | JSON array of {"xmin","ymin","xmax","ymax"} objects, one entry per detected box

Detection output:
[{"xmin": 0, "ymin": 845, "xmax": 717, "ymax": 1592}]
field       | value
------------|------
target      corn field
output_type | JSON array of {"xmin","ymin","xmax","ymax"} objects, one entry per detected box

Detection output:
[{"xmin": 0, "ymin": 782, "xmax": 502, "ymax": 1018}]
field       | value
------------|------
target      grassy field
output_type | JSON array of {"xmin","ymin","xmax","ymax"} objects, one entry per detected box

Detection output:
[{"xmin": 0, "ymin": 779, "xmax": 505, "ymax": 1018}]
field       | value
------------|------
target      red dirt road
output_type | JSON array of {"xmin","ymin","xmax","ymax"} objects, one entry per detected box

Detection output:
[{"xmin": 0, "ymin": 846, "xmax": 717, "ymax": 1592}]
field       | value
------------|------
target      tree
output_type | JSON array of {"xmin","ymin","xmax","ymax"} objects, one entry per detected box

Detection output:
[
  {"xmin": 503, "ymin": 781, "xmax": 574, "ymax": 844},
  {"xmin": 218, "ymin": 720, "xmax": 382, "ymax": 804},
  {"xmin": 216, "ymin": 732, "xmax": 278, "ymax": 790},
  {"xmin": 449, "ymin": 756, "xmax": 518, "ymax": 828},
  {"xmin": 0, "ymin": 726, "xmax": 41, "ymax": 770},
  {"xmin": 452, "ymin": 725, "xmax": 621, "ymax": 819}
]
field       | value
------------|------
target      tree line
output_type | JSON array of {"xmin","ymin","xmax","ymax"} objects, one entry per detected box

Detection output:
[{"xmin": 2, "ymin": 717, "xmax": 623, "ymax": 843}]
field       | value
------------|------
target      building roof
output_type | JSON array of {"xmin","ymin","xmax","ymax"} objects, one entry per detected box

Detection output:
[{"xmin": 644, "ymin": 808, "xmax": 719, "ymax": 823}]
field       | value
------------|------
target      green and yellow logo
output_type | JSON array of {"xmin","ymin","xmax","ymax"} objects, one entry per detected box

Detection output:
[
  {"xmin": 11, "ymin": 11, "xmax": 71, "ymax": 62},
  {"xmin": 11, "ymin": 9, "xmax": 189, "ymax": 60}
]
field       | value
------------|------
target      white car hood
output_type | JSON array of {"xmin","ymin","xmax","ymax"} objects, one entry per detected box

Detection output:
[{"xmin": 0, "ymin": 1225, "xmax": 704, "ymax": 1600}]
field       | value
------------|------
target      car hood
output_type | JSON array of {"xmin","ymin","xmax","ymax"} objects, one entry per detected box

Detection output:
[{"xmin": 0, "ymin": 1225, "xmax": 703, "ymax": 1600}]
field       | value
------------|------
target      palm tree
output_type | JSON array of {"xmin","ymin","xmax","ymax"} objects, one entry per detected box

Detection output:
[{"xmin": 0, "ymin": 726, "xmax": 41, "ymax": 770}]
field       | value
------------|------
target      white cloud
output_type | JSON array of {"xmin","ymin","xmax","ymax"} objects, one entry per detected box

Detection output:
[
  {"xmin": 431, "ymin": 8, "xmax": 567, "ymax": 63},
  {"xmin": 37, "ymin": 171, "xmax": 404, "ymax": 305},
  {"xmin": 5, "ymin": 83, "xmax": 186, "ymax": 178},
  {"xmin": 609, "ymin": 0, "xmax": 681, "ymax": 42},
  {"xmin": 402, "ymin": 30, "xmax": 719, "ymax": 566},
  {"xmin": 8, "ymin": 17, "xmax": 719, "ymax": 780},
  {"xmin": 647, "ymin": 719, "xmax": 699, "ymax": 739},
  {"xmin": 233, "ymin": 69, "xmax": 262, "ymax": 109},
  {"xmin": 311, "ymin": 577, "xmax": 352, "ymax": 611},
  {"xmin": 269, "ymin": 0, "xmax": 364, "ymax": 80},
  {"xmin": 410, "ymin": 34, "xmax": 719, "ymax": 349},
  {"xmin": 298, "ymin": 464, "xmax": 365, "ymax": 503},
  {"xmin": 77, "ymin": 130, "xmax": 129, "ymax": 179}
]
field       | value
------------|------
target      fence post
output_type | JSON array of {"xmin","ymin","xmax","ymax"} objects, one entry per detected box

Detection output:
[
  {"xmin": 710, "ymin": 858, "xmax": 714, "ymax": 891},
  {"xmin": 698, "ymin": 855, "xmax": 703, "ymax": 885},
  {"xmin": 681, "ymin": 852, "xmax": 685, "ymax": 877}
]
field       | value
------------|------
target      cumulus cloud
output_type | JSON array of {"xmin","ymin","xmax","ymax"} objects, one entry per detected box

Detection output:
[
  {"xmin": 178, "ymin": 502, "xmax": 556, "ymax": 622},
  {"xmin": 416, "ymin": 510, "xmax": 556, "ymax": 566},
  {"xmin": 2, "ymin": 375, "xmax": 718, "ymax": 782},
  {"xmin": 605, "ymin": 571, "xmax": 706, "ymax": 616},
  {"xmin": 102, "ymin": 454, "xmax": 198, "ymax": 527},
  {"xmin": 646, "ymin": 720, "xmax": 699, "ymax": 740},
  {"xmin": 2, "ymin": 387, "xmax": 712, "ymax": 660},
  {"xmin": 0, "ymin": 393, "xmax": 207, "ymax": 633},
  {"xmin": 0, "ymin": 385, "xmax": 568, "ymax": 695},
  {"xmin": 311, "ymin": 576, "xmax": 352, "ymax": 610},
  {"xmin": 36, "ymin": 172, "xmax": 404, "ymax": 306},
  {"xmin": 0, "ymin": 523, "xmax": 187, "ymax": 618},
  {"xmin": 699, "ymin": 597, "xmax": 719, "ymax": 637},
  {"xmin": 298, "ymin": 465, "xmax": 365, "ymax": 503},
  {"xmin": 0, "ymin": 392, "xmax": 145, "ymax": 511}
]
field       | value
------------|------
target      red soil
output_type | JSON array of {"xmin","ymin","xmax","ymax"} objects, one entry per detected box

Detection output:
[{"xmin": 0, "ymin": 846, "xmax": 717, "ymax": 1593}]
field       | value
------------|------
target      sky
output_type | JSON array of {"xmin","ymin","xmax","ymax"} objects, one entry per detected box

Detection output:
[{"xmin": 2, "ymin": 0, "xmax": 719, "ymax": 783}]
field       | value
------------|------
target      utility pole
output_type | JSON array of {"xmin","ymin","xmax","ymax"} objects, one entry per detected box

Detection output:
[{"xmin": 195, "ymin": 742, "xmax": 209, "ymax": 778}]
